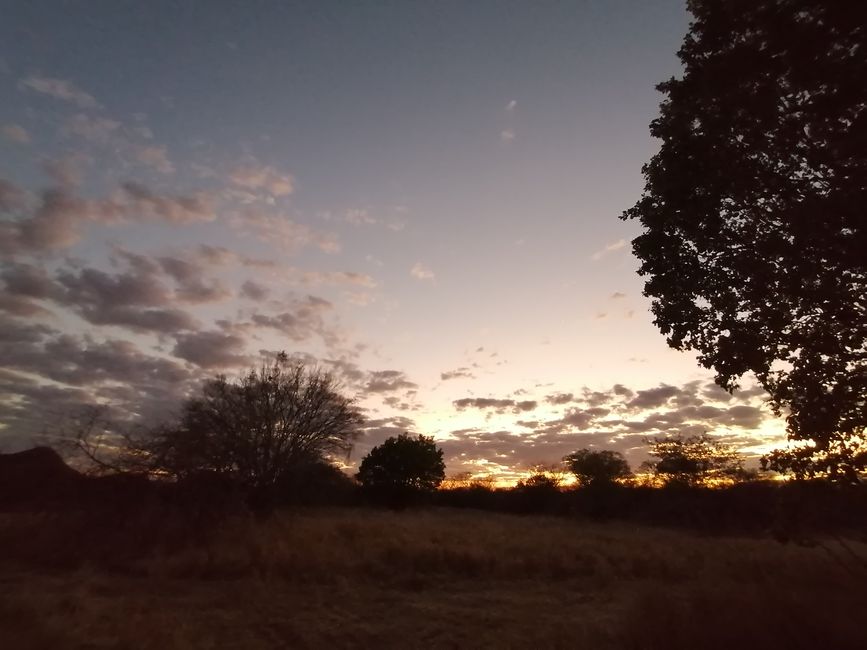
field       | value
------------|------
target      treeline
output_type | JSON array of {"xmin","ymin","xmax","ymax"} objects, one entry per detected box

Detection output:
[{"xmin": 14, "ymin": 354, "xmax": 860, "ymax": 539}]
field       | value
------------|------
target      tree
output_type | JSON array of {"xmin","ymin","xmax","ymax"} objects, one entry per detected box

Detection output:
[
  {"xmin": 622, "ymin": 1, "xmax": 867, "ymax": 481},
  {"xmin": 564, "ymin": 449, "xmax": 631, "ymax": 487},
  {"xmin": 356, "ymin": 433, "xmax": 445, "ymax": 496},
  {"xmin": 145, "ymin": 353, "xmax": 363, "ymax": 505},
  {"xmin": 646, "ymin": 434, "xmax": 747, "ymax": 487}
]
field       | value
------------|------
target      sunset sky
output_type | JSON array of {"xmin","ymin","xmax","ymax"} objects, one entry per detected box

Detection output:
[{"xmin": 0, "ymin": 1, "xmax": 787, "ymax": 481}]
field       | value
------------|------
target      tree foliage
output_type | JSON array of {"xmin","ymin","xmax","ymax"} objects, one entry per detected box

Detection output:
[
  {"xmin": 145, "ymin": 354, "xmax": 363, "ymax": 503},
  {"xmin": 623, "ymin": 0, "xmax": 867, "ymax": 481},
  {"xmin": 646, "ymin": 434, "xmax": 747, "ymax": 486},
  {"xmin": 356, "ymin": 433, "xmax": 446, "ymax": 494},
  {"xmin": 564, "ymin": 449, "xmax": 631, "ymax": 487}
]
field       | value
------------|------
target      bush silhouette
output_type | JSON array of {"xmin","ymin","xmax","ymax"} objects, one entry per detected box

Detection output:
[
  {"xmin": 564, "ymin": 449, "xmax": 631, "ymax": 488},
  {"xmin": 356, "ymin": 433, "xmax": 445, "ymax": 505}
]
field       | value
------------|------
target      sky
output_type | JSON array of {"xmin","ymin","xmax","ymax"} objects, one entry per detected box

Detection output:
[{"xmin": 0, "ymin": 0, "xmax": 787, "ymax": 481}]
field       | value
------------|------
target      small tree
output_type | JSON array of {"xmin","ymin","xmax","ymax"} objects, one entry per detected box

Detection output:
[
  {"xmin": 564, "ymin": 449, "xmax": 631, "ymax": 487},
  {"xmin": 356, "ymin": 433, "xmax": 445, "ymax": 497},
  {"xmin": 646, "ymin": 433, "xmax": 747, "ymax": 487},
  {"xmin": 145, "ymin": 353, "xmax": 363, "ymax": 505}
]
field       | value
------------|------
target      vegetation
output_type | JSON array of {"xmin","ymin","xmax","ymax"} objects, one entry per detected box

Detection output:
[
  {"xmin": 84, "ymin": 354, "xmax": 365, "ymax": 509},
  {"xmin": 643, "ymin": 433, "xmax": 749, "ymax": 487},
  {"xmin": 1, "ymin": 508, "xmax": 865, "ymax": 649},
  {"xmin": 622, "ymin": 0, "xmax": 867, "ymax": 481},
  {"xmin": 564, "ymin": 449, "xmax": 631, "ymax": 487},
  {"xmin": 357, "ymin": 433, "xmax": 445, "ymax": 503}
]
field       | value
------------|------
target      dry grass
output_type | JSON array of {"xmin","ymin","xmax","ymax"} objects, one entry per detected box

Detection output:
[{"xmin": 1, "ymin": 507, "xmax": 865, "ymax": 649}]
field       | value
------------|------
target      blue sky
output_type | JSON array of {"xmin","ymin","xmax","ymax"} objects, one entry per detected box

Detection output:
[{"xmin": 0, "ymin": 1, "xmax": 785, "ymax": 480}]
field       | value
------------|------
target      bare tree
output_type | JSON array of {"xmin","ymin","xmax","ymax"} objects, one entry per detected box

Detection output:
[{"xmin": 142, "ymin": 353, "xmax": 364, "ymax": 503}]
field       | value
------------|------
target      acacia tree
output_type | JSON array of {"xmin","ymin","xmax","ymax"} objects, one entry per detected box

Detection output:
[
  {"xmin": 646, "ymin": 434, "xmax": 748, "ymax": 487},
  {"xmin": 146, "ymin": 354, "xmax": 363, "ymax": 502},
  {"xmin": 564, "ymin": 449, "xmax": 631, "ymax": 487},
  {"xmin": 356, "ymin": 433, "xmax": 445, "ymax": 496},
  {"xmin": 623, "ymin": 0, "xmax": 866, "ymax": 481}
]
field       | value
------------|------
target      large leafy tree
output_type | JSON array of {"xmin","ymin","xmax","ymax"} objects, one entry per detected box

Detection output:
[
  {"xmin": 564, "ymin": 449, "xmax": 631, "ymax": 487},
  {"xmin": 623, "ymin": 0, "xmax": 866, "ymax": 481},
  {"xmin": 645, "ymin": 434, "xmax": 748, "ymax": 487},
  {"xmin": 356, "ymin": 433, "xmax": 446, "ymax": 495}
]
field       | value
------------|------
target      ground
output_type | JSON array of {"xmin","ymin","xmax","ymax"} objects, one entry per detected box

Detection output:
[{"xmin": 1, "ymin": 508, "xmax": 865, "ymax": 649}]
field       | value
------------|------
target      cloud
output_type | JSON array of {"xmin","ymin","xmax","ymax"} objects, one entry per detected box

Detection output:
[
  {"xmin": 157, "ymin": 256, "xmax": 231, "ymax": 303},
  {"xmin": 610, "ymin": 291, "xmax": 626, "ymax": 299},
  {"xmin": 53, "ymin": 264, "xmax": 201, "ymax": 332},
  {"xmin": 410, "ymin": 262, "xmax": 435, "ymax": 281},
  {"xmin": 41, "ymin": 154, "xmax": 89, "ymax": 187},
  {"xmin": 591, "ymin": 238, "xmax": 628, "ymax": 261},
  {"xmin": 301, "ymin": 270, "xmax": 377, "ymax": 288},
  {"xmin": 193, "ymin": 245, "xmax": 276, "ymax": 269},
  {"xmin": 62, "ymin": 114, "xmax": 121, "ymax": 143},
  {"xmin": 0, "ymin": 179, "xmax": 217, "ymax": 255},
  {"xmin": 248, "ymin": 295, "xmax": 338, "ymax": 345},
  {"xmin": 452, "ymin": 397, "xmax": 536, "ymax": 414},
  {"xmin": 120, "ymin": 182, "xmax": 214, "ymax": 223},
  {"xmin": 0, "ymin": 179, "xmax": 29, "ymax": 213},
  {"xmin": 626, "ymin": 384, "xmax": 681, "ymax": 410},
  {"xmin": 233, "ymin": 209, "xmax": 340, "ymax": 254},
  {"xmin": 0, "ymin": 252, "xmax": 239, "ymax": 333},
  {"xmin": 230, "ymin": 163, "xmax": 294, "ymax": 197},
  {"xmin": 441, "ymin": 367, "xmax": 475, "ymax": 381},
  {"xmin": 500, "ymin": 129, "xmax": 516, "ymax": 142},
  {"xmin": 345, "ymin": 209, "xmax": 377, "ymax": 226},
  {"xmin": 240, "ymin": 280, "xmax": 269, "ymax": 301},
  {"xmin": 545, "ymin": 392, "xmax": 575, "ymax": 405},
  {"xmin": 173, "ymin": 330, "xmax": 250, "ymax": 368},
  {"xmin": 0, "ymin": 187, "xmax": 115, "ymax": 253},
  {"xmin": 1, "ymin": 124, "xmax": 30, "ymax": 144},
  {"xmin": 136, "ymin": 145, "xmax": 175, "ymax": 174},
  {"xmin": 20, "ymin": 76, "xmax": 100, "ymax": 108},
  {"xmin": 506, "ymin": 99, "xmax": 517, "ymax": 111},
  {"xmin": 0, "ymin": 324, "xmax": 198, "ymax": 445},
  {"xmin": 364, "ymin": 370, "xmax": 418, "ymax": 394},
  {"xmin": 440, "ymin": 377, "xmax": 779, "ymax": 477}
]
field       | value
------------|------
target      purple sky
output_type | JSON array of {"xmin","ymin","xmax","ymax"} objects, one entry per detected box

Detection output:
[{"xmin": 0, "ymin": 1, "xmax": 786, "ymax": 480}]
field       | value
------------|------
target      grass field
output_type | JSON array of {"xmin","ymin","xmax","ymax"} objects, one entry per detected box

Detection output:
[{"xmin": 1, "ymin": 507, "xmax": 866, "ymax": 649}]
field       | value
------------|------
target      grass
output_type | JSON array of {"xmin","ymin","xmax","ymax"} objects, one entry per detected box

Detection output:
[{"xmin": 1, "ymin": 507, "xmax": 865, "ymax": 649}]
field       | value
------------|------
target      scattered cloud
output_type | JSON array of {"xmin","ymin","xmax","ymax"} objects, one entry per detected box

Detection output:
[
  {"xmin": 591, "ymin": 238, "xmax": 628, "ymax": 261},
  {"xmin": 345, "ymin": 208, "xmax": 376, "ymax": 226},
  {"xmin": 506, "ymin": 99, "xmax": 517, "ymax": 111},
  {"xmin": 500, "ymin": 129, "xmax": 516, "ymax": 142},
  {"xmin": 410, "ymin": 262, "xmax": 435, "ymax": 281},
  {"xmin": 136, "ymin": 145, "xmax": 175, "ymax": 174},
  {"xmin": 364, "ymin": 370, "xmax": 418, "ymax": 394},
  {"xmin": 230, "ymin": 163, "xmax": 294, "ymax": 197},
  {"xmin": 1, "ymin": 124, "xmax": 30, "ymax": 144},
  {"xmin": 173, "ymin": 329, "xmax": 250, "ymax": 368},
  {"xmin": 40, "ymin": 154, "xmax": 89, "ymax": 187},
  {"xmin": 240, "ymin": 280, "xmax": 269, "ymax": 301},
  {"xmin": 19, "ymin": 76, "xmax": 100, "ymax": 109},
  {"xmin": 441, "ymin": 367, "xmax": 475, "ymax": 381},
  {"xmin": 233, "ymin": 209, "xmax": 340, "ymax": 254},
  {"xmin": 62, "ymin": 114, "xmax": 121, "ymax": 143}
]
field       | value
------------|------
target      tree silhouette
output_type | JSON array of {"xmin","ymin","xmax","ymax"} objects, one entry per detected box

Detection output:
[
  {"xmin": 145, "ymin": 353, "xmax": 363, "ymax": 507},
  {"xmin": 622, "ymin": 0, "xmax": 866, "ymax": 481},
  {"xmin": 564, "ymin": 449, "xmax": 631, "ymax": 487},
  {"xmin": 356, "ymin": 433, "xmax": 445, "ymax": 499},
  {"xmin": 646, "ymin": 434, "xmax": 747, "ymax": 487}
]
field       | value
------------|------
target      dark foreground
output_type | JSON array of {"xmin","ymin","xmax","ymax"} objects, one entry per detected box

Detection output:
[{"xmin": 1, "ymin": 507, "xmax": 866, "ymax": 649}]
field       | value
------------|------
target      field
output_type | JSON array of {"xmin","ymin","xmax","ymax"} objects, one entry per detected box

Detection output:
[{"xmin": 1, "ymin": 507, "xmax": 866, "ymax": 649}]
